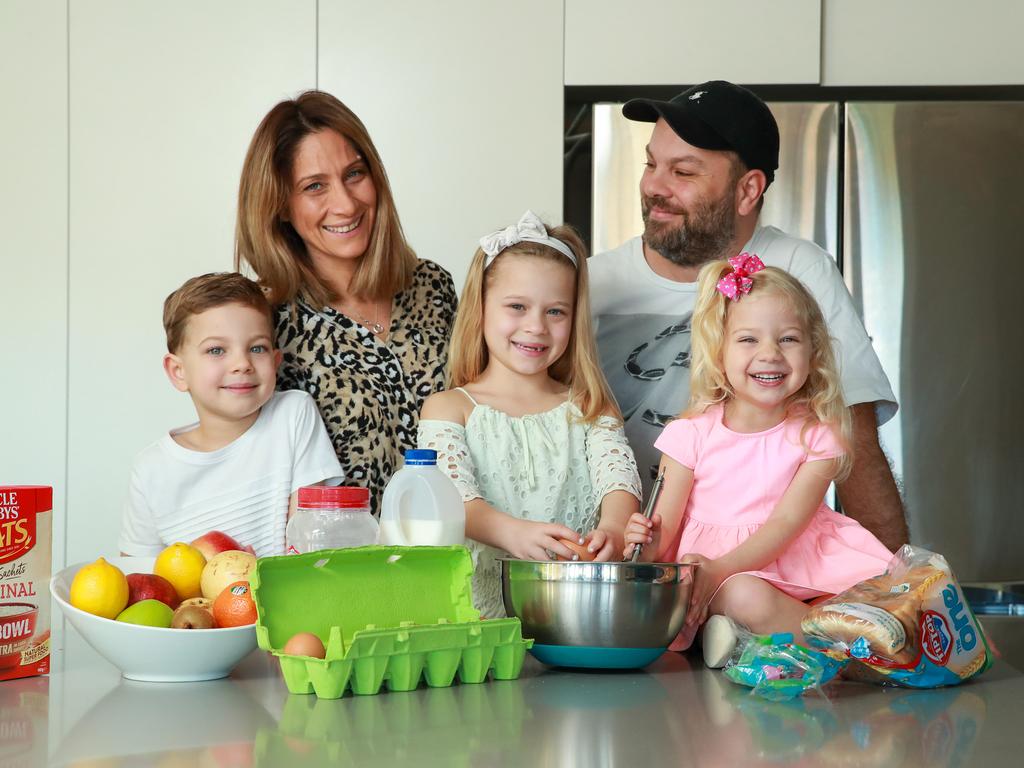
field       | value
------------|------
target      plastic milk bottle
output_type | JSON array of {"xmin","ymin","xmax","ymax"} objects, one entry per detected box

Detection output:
[{"xmin": 379, "ymin": 450, "xmax": 465, "ymax": 546}]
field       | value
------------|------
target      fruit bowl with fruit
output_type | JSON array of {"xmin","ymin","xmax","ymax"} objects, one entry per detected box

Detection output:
[{"xmin": 51, "ymin": 546, "xmax": 259, "ymax": 682}]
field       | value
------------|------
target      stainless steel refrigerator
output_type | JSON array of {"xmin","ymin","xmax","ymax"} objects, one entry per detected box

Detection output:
[{"xmin": 592, "ymin": 100, "xmax": 1024, "ymax": 582}]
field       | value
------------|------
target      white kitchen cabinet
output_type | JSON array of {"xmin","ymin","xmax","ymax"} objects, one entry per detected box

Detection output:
[
  {"xmin": 318, "ymin": 0, "xmax": 564, "ymax": 290},
  {"xmin": 565, "ymin": 0, "xmax": 821, "ymax": 86},
  {"xmin": 66, "ymin": 0, "xmax": 315, "ymax": 564},
  {"xmin": 0, "ymin": 0, "xmax": 69, "ymax": 565},
  {"xmin": 823, "ymin": 0, "xmax": 1024, "ymax": 85}
]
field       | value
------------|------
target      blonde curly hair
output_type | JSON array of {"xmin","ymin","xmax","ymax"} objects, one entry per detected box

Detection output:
[{"xmin": 687, "ymin": 261, "xmax": 852, "ymax": 480}]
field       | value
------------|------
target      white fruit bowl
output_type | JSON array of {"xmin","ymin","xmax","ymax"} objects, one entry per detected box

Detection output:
[{"xmin": 51, "ymin": 556, "xmax": 258, "ymax": 682}]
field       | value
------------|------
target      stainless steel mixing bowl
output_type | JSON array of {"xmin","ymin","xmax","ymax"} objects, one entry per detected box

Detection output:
[{"xmin": 500, "ymin": 558, "xmax": 696, "ymax": 649}]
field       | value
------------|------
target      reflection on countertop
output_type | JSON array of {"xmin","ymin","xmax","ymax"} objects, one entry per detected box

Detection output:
[
  {"xmin": 0, "ymin": 674, "xmax": 48, "ymax": 768},
  {"xmin": 9, "ymin": 619, "xmax": 1024, "ymax": 767}
]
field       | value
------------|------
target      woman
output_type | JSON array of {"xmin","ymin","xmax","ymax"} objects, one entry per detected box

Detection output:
[{"xmin": 235, "ymin": 90, "xmax": 456, "ymax": 514}]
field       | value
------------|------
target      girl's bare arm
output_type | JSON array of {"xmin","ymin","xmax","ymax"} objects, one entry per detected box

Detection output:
[{"xmin": 623, "ymin": 455, "xmax": 694, "ymax": 561}]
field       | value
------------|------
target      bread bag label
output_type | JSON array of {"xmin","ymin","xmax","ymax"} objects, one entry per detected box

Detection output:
[{"xmin": 920, "ymin": 579, "xmax": 987, "ymax": 680}]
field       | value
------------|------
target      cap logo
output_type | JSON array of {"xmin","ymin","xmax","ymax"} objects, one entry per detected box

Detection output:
[{"xmin": 689, "ymin": 90, "xmax": 706, "ymax": 101}]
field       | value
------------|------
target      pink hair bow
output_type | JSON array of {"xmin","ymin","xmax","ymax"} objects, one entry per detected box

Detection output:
[{"xmin": 716, "ymin": 252, "xmax": 766, "ymax": 301}]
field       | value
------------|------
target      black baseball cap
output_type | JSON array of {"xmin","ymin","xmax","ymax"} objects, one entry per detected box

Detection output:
[{"xmin": 623, "ymin": 80, "xmax": 779, "ymax": 185}]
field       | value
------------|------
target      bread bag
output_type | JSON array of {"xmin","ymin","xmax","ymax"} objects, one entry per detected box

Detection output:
[{"xmin": 801, "ymin": 545, "xmax": 991, "ymax": 687}]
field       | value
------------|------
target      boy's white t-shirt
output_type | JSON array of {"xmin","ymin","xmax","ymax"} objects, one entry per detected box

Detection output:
[
  {"xmin": 119, "ymin": 390, "xmax": 344, "ymax": 557},
  {"xmin": 589, "ymin": 225, "xmax": 897, "ymax": 487}
]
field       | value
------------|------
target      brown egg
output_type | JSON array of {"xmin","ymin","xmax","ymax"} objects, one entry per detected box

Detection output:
[
  {"xmin": 282, "ymin": 632, "xmax": 327, "ymax": 659},
  {"xmin": 555, "ymin": 537, "xmax": 596, "ymax": 562}
]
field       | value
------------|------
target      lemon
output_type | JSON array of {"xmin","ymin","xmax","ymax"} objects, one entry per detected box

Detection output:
[
  {"xmin": 69, "ymin": 557, "xmax": 129, "ymax": 619},
  {"xmin": 154, "ymin": 543, "xmax": 207, "ymax": 601}
]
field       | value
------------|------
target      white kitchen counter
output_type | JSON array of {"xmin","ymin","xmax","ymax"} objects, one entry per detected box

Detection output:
[{"xmin": 5, "ymin": 618, "xmax": 1024, "ymax": 766}]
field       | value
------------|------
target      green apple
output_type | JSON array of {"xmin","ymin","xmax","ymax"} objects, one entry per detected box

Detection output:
[{"xmin": 116, "ymin": 598, "xmax": 174, "ymax": 628}]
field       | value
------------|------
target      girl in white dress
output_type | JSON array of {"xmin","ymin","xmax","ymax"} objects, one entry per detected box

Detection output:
[{"xmin": 418, "ymin": 211, "xmax": 642, "ymax": 616}]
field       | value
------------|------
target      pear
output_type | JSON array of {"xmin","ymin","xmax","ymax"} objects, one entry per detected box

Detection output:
[
  {"xmin": 116, "ymin": 599, "xmax": 174, "ymax": 628},
  {"xmin": 171, "ymin": 604, "xmax": 215, "ymax": 630}
]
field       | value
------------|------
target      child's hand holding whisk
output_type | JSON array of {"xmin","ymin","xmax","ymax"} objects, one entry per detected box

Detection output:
[{"xmin": 623, "ymin": 513, "xmax": 661, "ymax": 561}]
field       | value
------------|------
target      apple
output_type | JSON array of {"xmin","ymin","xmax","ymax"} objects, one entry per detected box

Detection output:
[
  {"xmin": 126, "ymin": 572, "xmax": 180, "ymax": 609},
  {"xmin": 200, "ymin": 551, "xmax": 258, "ymax": 600},
  {"xmin": 190, "ymin": 530, "xmax": 255, "ymax": 560}
]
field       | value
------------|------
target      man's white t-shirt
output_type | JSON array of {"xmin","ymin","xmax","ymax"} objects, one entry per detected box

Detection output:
[
  {"xmin": 589, "ymin": 226, "xmax": 897, "ymax": 489},
  {"xmin": 119, "ymin": 390, "xmax": 344, "ymax": 557}
]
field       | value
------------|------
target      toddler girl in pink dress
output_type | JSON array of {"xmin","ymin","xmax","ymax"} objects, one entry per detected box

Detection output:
[{"xmin": 623, "ymin": 254, "xmax": 893, "ymax": 667}]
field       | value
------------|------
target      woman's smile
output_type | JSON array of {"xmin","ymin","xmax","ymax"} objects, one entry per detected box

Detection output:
[{"xmin": 323, "ymin": 215, "xmax": 364, "ymax": 235}]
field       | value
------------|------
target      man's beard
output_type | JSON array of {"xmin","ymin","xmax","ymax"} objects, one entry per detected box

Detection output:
[{"xmin": 641, "ymin": 189, "xmax": 737, "ymax": 268}]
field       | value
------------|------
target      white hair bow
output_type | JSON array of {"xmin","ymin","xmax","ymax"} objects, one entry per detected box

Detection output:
[{"xmin": 479, "ymin": 210, "xmax": 578, "ymax": 268}]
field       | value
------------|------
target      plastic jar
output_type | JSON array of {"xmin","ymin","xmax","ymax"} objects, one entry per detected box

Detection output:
[
  {"xmin": 379, "ymin": 449, "xmax": 465, "ymax": 546},
  {"xmin": 286, "ymin": 486, "xmax": 379, "ymax": 554}
]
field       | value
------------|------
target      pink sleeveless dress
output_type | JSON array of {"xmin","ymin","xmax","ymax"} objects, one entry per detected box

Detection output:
[{"xmin": 654, "ymin": 405, "xmax": 893, "ymax": 650}]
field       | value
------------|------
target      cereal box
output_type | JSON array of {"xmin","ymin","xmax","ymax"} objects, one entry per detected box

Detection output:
[{"xmin": 0, "ymin": 486, "xmax": 51, "ymax": 681}]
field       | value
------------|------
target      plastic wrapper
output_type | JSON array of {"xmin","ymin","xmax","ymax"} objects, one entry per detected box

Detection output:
[
  {"xmin": 724, "ymin": 632, "xmax": 846, "ymax": 701},
  {"xmin": 801, "ymin": 545, "xmax": 992, "ymax": 688}
]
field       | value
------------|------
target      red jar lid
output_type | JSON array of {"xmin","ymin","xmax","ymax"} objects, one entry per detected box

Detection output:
[{"xmin": 298, "ymin": 485, "xmax": 369, "ymax": 509}]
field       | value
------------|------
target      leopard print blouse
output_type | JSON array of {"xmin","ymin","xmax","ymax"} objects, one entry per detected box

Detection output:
[{"xmin": 275, "ymin": 259, "xmax": 457, "ymax": 515}]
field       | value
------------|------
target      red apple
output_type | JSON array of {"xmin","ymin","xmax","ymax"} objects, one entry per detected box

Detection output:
[
  {"xmin": 126, "ymin": 573, "xmax": 179, "ymax": 609},
  {"xmin": 190, "ymin": 530, "xmax": 255, "ymax": 560}
]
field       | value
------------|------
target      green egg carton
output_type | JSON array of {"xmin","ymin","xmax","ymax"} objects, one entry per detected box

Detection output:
[{"xmin": 250, "ymin": 545, "xmax": 532, "ymax": 698}]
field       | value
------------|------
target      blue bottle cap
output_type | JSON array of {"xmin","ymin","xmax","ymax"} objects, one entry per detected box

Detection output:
[{"xmin": 404, "ymin": 449, "xmax": 437, "ymax": 466}]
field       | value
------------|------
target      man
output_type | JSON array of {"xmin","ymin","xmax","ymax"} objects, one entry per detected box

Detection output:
[{"xmin": 589, "ymin": 80, "xmax": 908, "ymax": 551}]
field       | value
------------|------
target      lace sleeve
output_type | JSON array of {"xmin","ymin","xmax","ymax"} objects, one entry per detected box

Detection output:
[
  {"xmin": 417, "ymin": 419, "xmax": 482, "ymax": 502},
  {"xmin": 586, "ymin": 416, "xmax": 642, "ymax": 502}
]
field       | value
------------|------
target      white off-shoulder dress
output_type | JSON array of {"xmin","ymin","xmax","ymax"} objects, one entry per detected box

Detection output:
[{"xmin": 418, "ymin": 388, "xmax": 642, "ymax": 617}]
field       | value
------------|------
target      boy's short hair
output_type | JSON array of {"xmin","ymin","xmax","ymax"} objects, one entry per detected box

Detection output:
[{"xmin": 163, "ymin": 272, "xmax": 274, "ymax": 353}]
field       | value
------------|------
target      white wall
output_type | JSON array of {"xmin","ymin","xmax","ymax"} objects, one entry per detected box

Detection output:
[
  {"xmin": 2, "ymin": 1, "xmax": 1022, "ymax": 567},
  {"xmin": 318, "ymin": 0, "xmax": 563, "ymax": 291},
  {"xmin": 0, "ymin": 0, "xmax": 68, "ymax": 564}
]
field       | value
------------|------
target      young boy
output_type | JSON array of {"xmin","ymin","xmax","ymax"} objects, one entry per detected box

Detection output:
[{"xmin": 119, "ymin": 272, "xmax": 343, "ymax": 557}]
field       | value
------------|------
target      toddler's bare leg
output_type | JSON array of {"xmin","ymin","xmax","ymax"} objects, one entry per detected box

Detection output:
[{"xmin": 709, "ymin": 574, "xmax": 809, "ymax": 641}]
